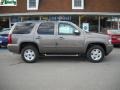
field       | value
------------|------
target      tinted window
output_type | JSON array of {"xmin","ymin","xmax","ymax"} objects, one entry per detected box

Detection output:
[
  {"xmin": 13, "ymin": 23, "xmax": 34, "ymax": 34},
  {"xmin": 37, "ymin": 22, "xmax": 54, "ymax": 35},
  {"xmin": 58, "ymin": 23, "xmax": 76, "ymax": 35}
]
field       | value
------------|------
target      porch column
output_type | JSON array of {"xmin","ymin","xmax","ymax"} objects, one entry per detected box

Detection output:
[
  {"xmin": 9, "ymin": 17, "xmax": 11, "ymax": 28},
  {"xmin": 98, "ymin": 16, "xmax": 101, "ymax": 32},
  {"xmin": 79, "ymin": 16, "xmax": 81, "ymax": 27},
  {"xmin": 118, "ymin": 18, "xmax": 120, "ymax": 30}
]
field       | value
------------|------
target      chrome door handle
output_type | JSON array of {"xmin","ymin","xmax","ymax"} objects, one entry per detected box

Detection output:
[
  {"xmin": 59, "ymin": 37, "xmax": 64, "ymax": 40},
  {"xmin": 36, "ymin": 36, "xmax": 41, "ymax": 39}
]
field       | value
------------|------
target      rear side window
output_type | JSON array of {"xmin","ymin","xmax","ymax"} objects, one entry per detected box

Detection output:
[
  {"xmin": 12, "ymin": 23, "xmax": 35, "ymax": 34},
  {"xmin": 37, "ymin": 22, "xmax": 54, "ymax": 35}
]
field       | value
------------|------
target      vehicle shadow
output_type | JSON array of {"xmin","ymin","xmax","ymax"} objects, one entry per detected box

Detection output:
[
  {"xmin": 37, "ymin": 56, "xmax": 87, "ymax": 63},
  {"xmin": 0, "ymin": 46, "xmax": 7, "ymax": 49},
  {"xmin": 113, "ymin": 45, "xmax": 120, "ymax": 48}
]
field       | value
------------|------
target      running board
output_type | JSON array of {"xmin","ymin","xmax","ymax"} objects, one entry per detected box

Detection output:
[{"xmin": 44, "ymin": 54, "xmax": 79, "ymax": 56}]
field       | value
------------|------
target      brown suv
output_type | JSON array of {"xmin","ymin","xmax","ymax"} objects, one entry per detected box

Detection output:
[{"xmin": 7, "ymin": 21, "xmax": 113, "ymax": 63}]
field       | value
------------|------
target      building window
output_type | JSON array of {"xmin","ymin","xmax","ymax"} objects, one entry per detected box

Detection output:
[
  {"xmin": 27, "ymin": 0, "xmax": 39, "ymax": 10},
  {"xmin": 100, "ymin": 16, "xmax": 120, "ymax": 34},
  {"xmin": 72, "ymin": 0, "xmax": 84, "ymax": 9}
]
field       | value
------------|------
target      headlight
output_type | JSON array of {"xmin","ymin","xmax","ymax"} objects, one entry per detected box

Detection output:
[
  {"xmin": 108, "ymin": 39, "xmax": 112, "ymax": 44},
  {"xmin": 108, "ymin": 35, "xmax": 112, "ymax": 44}
]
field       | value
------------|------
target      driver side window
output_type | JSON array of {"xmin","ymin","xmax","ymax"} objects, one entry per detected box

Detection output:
[{"xmin": 58, "ymin": 23, "xmax": 76, "ymax": 35}]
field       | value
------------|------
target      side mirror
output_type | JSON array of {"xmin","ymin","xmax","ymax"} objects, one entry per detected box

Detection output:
[{"xmin": 74, "ymin": 30, "xmax": 80, "ymax": 35}]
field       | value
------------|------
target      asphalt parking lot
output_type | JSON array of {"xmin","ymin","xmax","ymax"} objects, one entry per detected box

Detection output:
[{"xmin": 0, "ymin": 48, "xmax": 120, "ymax": 90}]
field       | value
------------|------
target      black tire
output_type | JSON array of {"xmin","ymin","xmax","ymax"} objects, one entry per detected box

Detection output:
[
  {"xmin": 21, "ymin": 45, "xmax": 39, "ymax": 63},
  {"xmin": 86, "ymin": 45, "xmax": 105, "ymax": 63}
]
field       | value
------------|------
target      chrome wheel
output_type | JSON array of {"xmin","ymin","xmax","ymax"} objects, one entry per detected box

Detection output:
[
  {"xmin": 24, "ymin": 49, "xmax": 35, "ymax": 61},
  {"xmin": 87, "ymin": 45, "xmax": 105, "ymax": 63},
  {"xmin": 91, "ymin": 49, "xmax": 102, "ymax": 61}
]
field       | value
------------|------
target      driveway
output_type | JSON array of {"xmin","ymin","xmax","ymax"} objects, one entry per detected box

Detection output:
[{"xmin": 0, "ymin": 48, "xmax": 120, "ymax": 90}]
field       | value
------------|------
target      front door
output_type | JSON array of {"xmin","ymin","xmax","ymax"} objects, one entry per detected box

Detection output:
[{"xmin": 56, "ymin": 22, "xmax": 85, "ymax": 53}]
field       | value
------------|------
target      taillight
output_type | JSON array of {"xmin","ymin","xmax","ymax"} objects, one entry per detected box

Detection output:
[
  {"xmin": 112, "ymin": 36, "xmax": 117, "ymax": 39},
  {"xmin": 8, "ymin": 34, "xmax": 12, "ymax": 44},
  {"xmin": 112, "ymin": 35, "xmax": 117, "ymax": 40}
]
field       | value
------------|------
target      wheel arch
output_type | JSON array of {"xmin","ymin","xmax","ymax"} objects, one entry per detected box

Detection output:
[
  {"xmin": 86, "ymin": 42, "xmax": 107, "ymax": 55},
  {"xmin": 19, "ymin": 42, "xmax": 39, "ymax": 53}
]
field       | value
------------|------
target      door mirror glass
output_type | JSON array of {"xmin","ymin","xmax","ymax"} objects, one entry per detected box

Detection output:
[{"xmin": 74, "ymin": 30, "xmax": 80, "ymax": 35}]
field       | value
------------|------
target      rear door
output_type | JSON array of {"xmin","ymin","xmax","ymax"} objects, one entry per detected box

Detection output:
[{"xmin": 35, "ymin": 22, "xmax": 57, "ymax": 53}]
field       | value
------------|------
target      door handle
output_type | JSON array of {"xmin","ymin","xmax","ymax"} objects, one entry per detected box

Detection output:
[
  {"xmin": 35, "ymin": 36, "xmax": 41, "ymax": 39},
  {"xmin": 59, "ymin": 37, "xmax": 64, "ymax": 40}
]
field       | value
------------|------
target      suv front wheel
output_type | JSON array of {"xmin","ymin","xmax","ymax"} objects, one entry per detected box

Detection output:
[
  {"xmin": 21, "ymin": 46, "xmax": 39, "ymax": 63},
  {"xmin": 86, "ymin": 45, "xmax": 105, "ymax": 63}
]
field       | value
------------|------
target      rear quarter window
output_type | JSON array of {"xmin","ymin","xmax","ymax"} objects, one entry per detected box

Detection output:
[{"xmin": 12, "ymin": 23, "xmax": 35, "ymax": 34}]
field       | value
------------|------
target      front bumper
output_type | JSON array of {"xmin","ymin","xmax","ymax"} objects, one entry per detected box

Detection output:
[
  {"xmin": 0, "ymin": 41, "xmax": 8, "ymax": 46},
  {"xmin": 105, "ymin": 44, "xmax": 113, "ymax": 56}
]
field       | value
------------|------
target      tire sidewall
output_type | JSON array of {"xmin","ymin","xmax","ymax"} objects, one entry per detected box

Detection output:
[
  {"xmin": 87, "ymin": 45, "xmax": 105, "ymax": 63},
  {"xmin": 21, "ymin": 46, "xmax": 39, "ymax": 63}
]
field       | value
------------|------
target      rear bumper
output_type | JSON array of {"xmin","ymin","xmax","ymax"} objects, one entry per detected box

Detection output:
[
  {"xmin": 105, "ymin": 44, "xmax": 113, "ymax": 56},
  {"xmin": 7, "ymin": 44, "xmax": 20, "ymax": 54}
]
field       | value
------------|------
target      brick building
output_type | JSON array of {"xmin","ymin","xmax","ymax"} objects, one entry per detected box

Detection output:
[{"xmin": 0, "ymin": 0, "xmax": 120, "ymax": 33}]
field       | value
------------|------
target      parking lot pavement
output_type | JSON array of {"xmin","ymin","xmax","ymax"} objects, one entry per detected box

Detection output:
[{"xmin": 0, "ymin": 48, "xmax": 120, "ymax": 90}]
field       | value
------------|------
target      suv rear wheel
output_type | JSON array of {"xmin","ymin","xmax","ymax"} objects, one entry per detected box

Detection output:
[
  {"xmin": 21, "ymin": 46, "xmax": 39, "ymax": 63},
  {"xmin": 86, "ymin": 45, "xmax": 105, "ymax": 63}
]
